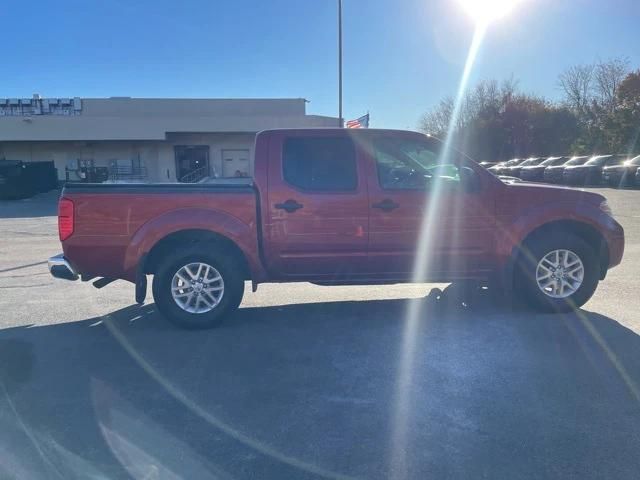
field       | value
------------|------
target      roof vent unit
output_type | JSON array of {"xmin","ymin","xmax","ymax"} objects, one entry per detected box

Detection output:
[
  {"xmin": 9, "ymin": 98, "xmax": 19, "ymax": 105},
  {"xmin": 21, "ymin": 98, "xmax": 32, "ymax": 105},
  {"xmin": 73, "ymin": 97, "xmax": 82, "ymax": 111},
  {"xmin": 60, "ymin": 98, "xmax": 71, "ymax": 105},
  {"xmin": 41, "ymin": 99, "xmax": 50, "ymax": 112}
]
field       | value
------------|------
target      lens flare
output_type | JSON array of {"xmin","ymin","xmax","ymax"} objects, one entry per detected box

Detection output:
[
  {"xmin": 456, "ymin": 0, "xmax": 522, "ymax": 25},
  {"xmin": 388, "ymin": 24, "xmax": 487, "ymax": 479}
]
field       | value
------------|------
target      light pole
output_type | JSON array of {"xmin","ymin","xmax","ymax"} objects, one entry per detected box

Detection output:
[{"xmin": 338, "ymin": 0, "xmax": 343, "ymax": 127}]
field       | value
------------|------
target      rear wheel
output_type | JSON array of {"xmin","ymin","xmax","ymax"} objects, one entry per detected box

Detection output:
[
  {"xmin": 152, "ymin": 246, "xmax": 245, "ymax": 329},
  {"xmin": 515, "ymin": 233, "xmax": 599, "ymax": 312}
]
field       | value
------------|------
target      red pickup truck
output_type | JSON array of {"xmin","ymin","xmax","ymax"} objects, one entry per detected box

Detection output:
[{"xmin": 48, "ymin": 128, "xmax": 624, "ymax": 328}]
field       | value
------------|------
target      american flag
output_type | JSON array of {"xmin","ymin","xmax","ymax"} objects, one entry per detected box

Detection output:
[{"xmin": 346, "ymin": 113, "xmax": 369, "ymax": 129}]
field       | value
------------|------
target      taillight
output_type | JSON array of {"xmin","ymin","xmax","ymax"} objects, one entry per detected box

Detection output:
[{"xmin": 58, "ymin": 198, "xmax": 74, "ymax": 241}]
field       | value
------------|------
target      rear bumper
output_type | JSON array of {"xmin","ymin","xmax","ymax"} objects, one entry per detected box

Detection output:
[{"xmin": 48, "ymin": 254, "xmax": 79, "ymax": 281}]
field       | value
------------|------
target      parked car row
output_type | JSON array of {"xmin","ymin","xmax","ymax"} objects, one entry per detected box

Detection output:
[{"xmin": 482, "ymin": 154, "xmax": 640, "ymax": 187}]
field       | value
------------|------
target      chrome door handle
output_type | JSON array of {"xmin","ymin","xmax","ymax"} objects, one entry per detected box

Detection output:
[{"xmin": 275, "ymin": 199, "xmax": 303, "ymax": 213}]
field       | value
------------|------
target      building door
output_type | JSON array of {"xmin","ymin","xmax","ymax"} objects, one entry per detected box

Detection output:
[
  {"xmin": 221, "ymin": 149, "xmax": 251, "ymax": 177},
  {"xmin": 175, "ymin": 145, "xmax": 209, "ymax": 182}
]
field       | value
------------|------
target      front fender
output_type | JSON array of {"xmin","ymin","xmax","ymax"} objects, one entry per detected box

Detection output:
[
  {"xmin": 122, "ymin": 207, "xmax": 265, "ymax": 281},
  {"xmin": 495, "ymin": 200, "xmax": 610, "ymax": 262}
]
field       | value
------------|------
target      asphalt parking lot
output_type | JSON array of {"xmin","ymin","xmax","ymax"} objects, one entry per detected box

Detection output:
[{"xmin": 1, "ymin": 188, "xmax": 640, "ymax": 479}]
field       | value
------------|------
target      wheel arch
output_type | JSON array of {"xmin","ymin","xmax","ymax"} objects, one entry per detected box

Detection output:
[
  {"xmin": 513, "ymin": 219, "xmax": 609, "ymax": 280},
  {"xmin": 122, "ymin": 207, "xmax": 267, "ymax": 282},
  {"xmin": 143, "ymin": 229, "xmax": 251, "ymax": 280}
]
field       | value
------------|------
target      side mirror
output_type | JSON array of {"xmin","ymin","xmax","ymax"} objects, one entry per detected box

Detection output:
[{"xmin": 459, "ymin": 166, "xmax": 481, "ymax": 192}]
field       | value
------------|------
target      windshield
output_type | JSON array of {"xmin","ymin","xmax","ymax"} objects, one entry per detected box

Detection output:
[
  {"xmin": 606, "ymin": 156, "xmax": 628, "ymax": 166},
  {"xmin": 563, "ymin": 157, "xmax": 587, "ymax": 166},
  {"xmin": 585, "ymin": 155, "xmax": 613, "ymax": 166},
  {"xmin": 540, "ymin": 157, "xmax": 566, "ymax": 166},
  {"xmin": 625, "ymin": 156, "xmax": 640, "ymax": 166},
  {"xmin": 519, "ymin": 158, "xmax": 540, "ymax": 167}
]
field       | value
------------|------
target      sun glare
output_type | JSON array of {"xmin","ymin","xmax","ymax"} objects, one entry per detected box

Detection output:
[
  {"xmin": 456, "ymin": 0, "xmax": 522, "ymax": 24},
  {"xmin": 388, "ymin": 8, "xmax": 497, "ymax": 478}
]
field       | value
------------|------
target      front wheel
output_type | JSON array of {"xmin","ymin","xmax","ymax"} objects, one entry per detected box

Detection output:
[
  {"xmin": 152, "ymin": 247, "xmax": 245, "ymax": 329},
  {"xmin": 516, "ymin": 233, "xmax": 600, "ymax": 312}
]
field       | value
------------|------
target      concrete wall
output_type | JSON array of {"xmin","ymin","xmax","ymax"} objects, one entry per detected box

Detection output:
[
  {"xmin": 165, "ymin": 133, "xmax": 255, "ymax": 180},
  {"xmin": 0, "ymin": 97, "xmax": 338, "ymax": 142},
  {"xmin": 0, "ymin": 141, "xmax": 158, "ymax": 181},
  {"xmin": 0, "ymin": 133, "xmax": 255, "ymax": 181},
  {"xmin": 0, "ymin": 97, "xmax": 340, "ymax": 181},
  {"xmin": 80, "ymin": 98, "xmax": 307, "ymax": 117}
]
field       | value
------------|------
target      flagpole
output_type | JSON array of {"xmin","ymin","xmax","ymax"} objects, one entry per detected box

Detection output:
[{"xmin": 338, "ymin": 0, "xmax": 343, "ymax": 128}]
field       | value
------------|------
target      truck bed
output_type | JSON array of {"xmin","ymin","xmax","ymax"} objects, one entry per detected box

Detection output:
[{"xmin": 61, "ymin": 181, "xmax": 259, "ymax": 282}]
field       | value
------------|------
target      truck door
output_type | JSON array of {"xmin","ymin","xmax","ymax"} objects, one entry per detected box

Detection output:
[
  {"xmin": 364, "ymin": 132, "xmax": 496, "ymax": 279},
  {"xmin": 264, "ymin": 131, "xmax": 369, "ymax": 278}
]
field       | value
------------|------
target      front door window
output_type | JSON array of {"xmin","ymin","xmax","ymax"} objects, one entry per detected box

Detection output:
[{"xmin": 373, "ymin": 136, "xmax": 460, "ymax": 190}]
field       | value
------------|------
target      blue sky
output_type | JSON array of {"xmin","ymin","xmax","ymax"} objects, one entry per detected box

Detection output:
[{"xmin": 2, "ymin": 0, "xmax": 640, "ymax": 129}]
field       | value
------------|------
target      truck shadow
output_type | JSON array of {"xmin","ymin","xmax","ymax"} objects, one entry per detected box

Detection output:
[{"xmin": 1, "ymin": 287, "xmax": 640, "ymax": 479}]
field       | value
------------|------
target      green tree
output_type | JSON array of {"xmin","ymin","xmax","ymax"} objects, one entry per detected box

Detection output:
[
  {"xmin": 420, "ymin": 80, "xmax": 578, "ymax": 160},
  {"xmin": 606, "ymin": 71, "xmax": 640, "ymax": 154},
  {"xmin": 559, "ymin": 58, "xmax": 631, "ymax": 154}
]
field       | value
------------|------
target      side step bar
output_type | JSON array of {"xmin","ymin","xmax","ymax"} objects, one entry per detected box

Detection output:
[{"xmin": 93, "ymin": 277, "xmax": 116, "ymax": 289}]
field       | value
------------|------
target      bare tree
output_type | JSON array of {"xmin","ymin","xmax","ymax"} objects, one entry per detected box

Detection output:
[
  {"xmin": 558, "ymin": 64, "xmax": 595, "ymax": 114},
  {"xmin": 468, "ymin": 79, "xmax": 500, "ymax": 117},
  {"xmin": 420, "ymin": 97, "xmax": 454, "ymax": 136},
  {"xmin": 420, "ymin": 78, "xmax": 520, "ymax": 136},
  {"xmin": 594, "ymin": 57, "xmax": 630, "ymax": 112},
  {"xmin": 500, "ymin": 76, "xmax": 519, "ymax": 102}
]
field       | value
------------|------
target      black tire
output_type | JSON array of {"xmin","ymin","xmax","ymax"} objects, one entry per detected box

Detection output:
[
  {"xmin": 515, "ymin": 232, "xmax": 599, "ymax": 312},
  {"xmin": 152, "ymin": 245, "xmax": 245, "ymax": 329}
]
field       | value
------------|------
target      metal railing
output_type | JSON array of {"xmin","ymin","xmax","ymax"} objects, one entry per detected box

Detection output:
[
  {"xmin": 180, "ymin": 166, "xmax": 209, "ymax": 183},
  {"xmin": 65, "ymin": 166, "xmax": 109, "ymax": 183},
  {"xmin": 109, "ymin": 165, "xmax": 148, "ymax": 181}
]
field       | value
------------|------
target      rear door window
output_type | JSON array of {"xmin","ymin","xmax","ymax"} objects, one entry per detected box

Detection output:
[{"xmin": 282, "ymin": 137, "xmax": 357, "ymax": 191}]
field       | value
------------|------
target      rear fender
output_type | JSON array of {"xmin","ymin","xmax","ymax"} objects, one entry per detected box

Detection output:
[{"xmin": 122, "ymin": 208, "xmax": 266, "ymax": 281}]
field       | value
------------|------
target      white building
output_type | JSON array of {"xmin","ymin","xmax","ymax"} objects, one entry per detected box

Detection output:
[{"xmin": 0, "ymin": 96, "xmax": 338, "ymax": 182}]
